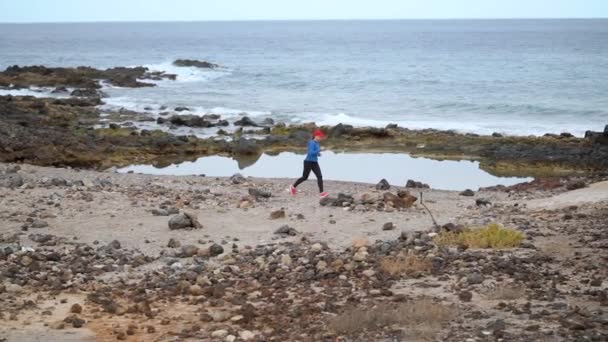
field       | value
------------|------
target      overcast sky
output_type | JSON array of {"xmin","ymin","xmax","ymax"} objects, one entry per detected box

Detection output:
[{"xmin": 1, "ymin": 0, "xmax": 607, "ymax": 23}]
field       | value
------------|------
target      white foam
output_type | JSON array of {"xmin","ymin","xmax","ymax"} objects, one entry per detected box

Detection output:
[
  {"xmin": 139, "ymin": 61, "xmax": 232, "ymax": 84},
  {"xmin": 0, "ymin": 87, "xmax": 71, "ymax": 98},
  {"xmin": 305, "ymin": 112, "xmax": 593, "ymax": 137},
  {"xmin": 99, "ymin": 96, "xmax": 157, "ymax": 113},
  {"xmin": 99, "ymin": 96, "xmax": 272, "ymax": 121}
]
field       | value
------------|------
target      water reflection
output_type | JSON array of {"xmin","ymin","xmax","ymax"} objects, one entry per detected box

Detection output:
[{"xmin": 118, "ymin": 151, "xmax": 532, "ymax": 191}]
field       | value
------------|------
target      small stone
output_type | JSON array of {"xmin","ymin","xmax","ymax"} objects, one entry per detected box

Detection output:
[
  {"xmin": 459, "ymin": 189, "xmax": 475, "ymax": 196},
  {"xmin": 351, "ymin": 237, "xmax": 370, "ymax": 248},
  {"xmin": 50, "ymin": 321, "xmax": 65, "ymax": 330},
  {"xmin": 168, "ymin": 212, "xmax": 202, "ymax": 230},
  {"xmin": 181, "ymin": 245, "xmax": 199, "ymax": 257},
  {"xmin": 70, "ymin": 303, "xmax": 83, "ymax": 314},
  {"xmin": 152, "ymin": 209, "xmax": 169, "ymax": 216},
  {"xmin": 362, "ymin": 269, "xmax": 376, "ymax": 278},
  {"xmin": 274, "ymin": 225, "xmax": 298, "ymax": 236},
  {"xmin": 190, "ymin": 285, "xmax": 203, "ymax": 296},
  {"xmin": 147, "ymin": 326, "xmax": 156, "ymax": 333},
  {"xmin": 376, "ymin": 179, "xmax": 390, "ymax": 190},
  {"xmin": 590, "ymin": 278, "xmax": 602, "ymax": 287},
  {"xmin": 31, "ymin": 219, "xmax": 49, "ymax": 228},
  {"xmin": 249, "ymin": 187, "xmax": 271, "ymax": 199},
  {"xmin": 353, "ymin": 251, "xmax": 368, "ymax": 262},
  {"xmin": 310, "ymin": 243, "xmax": 323, "ymax": 252},
  {"xmin": 167, "ymin": 238, "xmax": 181, "ymax": 248},
  {"xmin": 230, "ymin": 173, "xmax": 246, "ymax": 184},
  {"xmin": 382, "ymin": 222, "xmax": 395, "ymax": 231},
  {"xmin": 280, "ymin": 254, "xmax": 293, "ymax": 267},
  {"xmin": 467, "ymin": 273, "xmax": 484, "ymax": 285},
  {"xmin": 209, "ymin": 243, "xmax": 224, "ymax": 257},
  {"xmin": 316, "ymin": 260, "xmax": 327, "ymax": 272},
  {"xmin": 476, "ymin": 198, "xmax": 492, "ymax": 207},
  {"xmin": 269, "ymin": 209, "xmax": 285, "ymax": 220},
  {"xmin": 459, "ymin": 291, "xmax": 473, "ymax": 302},
  {"xmin": 212, "ymin": 330, "xmax": 229, "ymax": 338},
  {"xmin": 239, "ymin": 330, "xmax": 255, "ymax": 341}
]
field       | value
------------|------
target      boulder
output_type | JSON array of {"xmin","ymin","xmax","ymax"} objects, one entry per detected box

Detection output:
[
  {"xmin": 174, "ymin": 106, "xmax": 190, "ymax": 112},
  {"xmin": 31, "ymin": 219, "xmax": 49, "ymax": 228},
  {"xmin": 180, "ymin": 245, "xmax": 199, "ymax": 258},
  {"xmin": 261, "ymin": 118, "xmax": 275, "ymax": 126},
  {"xmin": 248, "ymin": 188, "xmax": 271, "ymax": 200},
  {"xmin": 288, "ymin": 130, "xmax": 312, "ymax": 144},
  {"xmin": 208, "ymin": 243, "xmax": 224, "ymax": 256},
  {"xmin": 376, "ymin": 178, "xmax": 390, "ymax": 191},
  {"xmin": 230, "ymin": 173, "xmax": 246, "ymax": 184},
  {"xmin": 459, "ymin": 189, "xmax": 475, "ymax": 196},
  {"xmin": 274, "ymin": 225, "xmax": 298, "ymax": 236},
  {"xmin": 382, "ymin": 222, "xmax": 396, "ymax": 231},
  {"xmin": 232, "ymin": 138, "xmax": 260, "ymax": 155},
  {"xmin": 269, "ymin": 209, "xmax": 285, "ymax": 220},
  {"xmin": 203, "ymin": 114, "xmax": 221, "ymax": 120},
  {"xmin": 173, "ymin": 59, "xmax": 219, "ymax": 69},
  {"xmin": 51, "ymin": 86, "xmax": 69, "ymax": 94},
  {"xmin": 476, "ymin": 198, "xmax": 492, "ymax": 207},
  {"xmin": 405, "ymin": 179, "xmax": 430, "ymax": 189},
  {"xmin": 234, "ymin": 116, "xmax": 258, "ymax": 127},
  {"xmin": 168, "ymin": 212, "xmax": 202, "ymax": 230},
  {"xmin": 383, "ymin": 192, "xmax": 417, "ymax": 209},
  {"xmin": 168, "ymin": 115, "xmax": 213, "ymax": 127},
  {"xmin": 328, "ymin": 123, "xmax": 354, "ymax": 138},
  {"xmin": 70, "ymin": 88, "xmax": 103, "ymax": 98},
  {"xmin": 167, "ymin": 238, "xmax": 181, "ymax": 248}
]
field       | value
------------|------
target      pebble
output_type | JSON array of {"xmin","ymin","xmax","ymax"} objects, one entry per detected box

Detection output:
[
  {"xmin": 212, "ymin": 330, "xmax": 229, "ymax": 338},
  {"xmin": 239, "ymin": 330, "xmax": 255, "ymax": 341}
]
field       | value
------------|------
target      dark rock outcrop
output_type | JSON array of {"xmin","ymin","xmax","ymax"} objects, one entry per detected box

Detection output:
[
  {"xmin": 406, "ymin": 179, "xmax": 430, "ymax": 189},
  {"xmin": 232, "ymin": 138, "xmax": 260, "ymax": 155},
  {"xmin": 234, "ymin": 116, "xmax": 258, "ymax": 127},
  {"xmin": 0, "ymin": 65, "xmax": 176, "ymax": 89},
  {"xmin": 173, "ymin": 59, "xmax": 219, "ymax": 69}
]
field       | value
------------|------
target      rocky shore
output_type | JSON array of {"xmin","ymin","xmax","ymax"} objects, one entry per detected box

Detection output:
[
  {"xmin": 1, "ymin": 64, "xmax": 607, "ymax": 340},
  {"xmin": 1, "ymin": 64, "xmax": 608, "ymax": 178},
  {"xmin": 0, "ymin": 163, "xmax": 607, "ymax": 341}
]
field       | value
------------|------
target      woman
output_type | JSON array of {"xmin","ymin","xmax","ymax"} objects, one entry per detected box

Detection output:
[{"xmin": 290, "ymin": 129, "xmax": 328, "ymax": 198}]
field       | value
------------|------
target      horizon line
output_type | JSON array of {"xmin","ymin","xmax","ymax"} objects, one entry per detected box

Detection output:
[{"xmin": 1, "ymin": 17, "xmax": 607, "ymax": 24}]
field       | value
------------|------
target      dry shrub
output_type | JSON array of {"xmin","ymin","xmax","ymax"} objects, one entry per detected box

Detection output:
[
  {"xmin": 379, "ymin": 254, "xmax": 432, "ymax": 277},
  {"xmin": 482, "ymin": 284, "xmax": 526, "ymax": 300},
  {"xmin": 328, "ymin": 299, "xmax": 457, "ymax": 340},
  {"xmin": 434, "ymin": 223, "xmax": 524, "ymax": 249}
]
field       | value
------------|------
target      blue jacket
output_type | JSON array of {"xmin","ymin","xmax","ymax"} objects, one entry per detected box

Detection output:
[{"xmin": 305, "ymin": 140, "xmax": 320, "ymax": 162}]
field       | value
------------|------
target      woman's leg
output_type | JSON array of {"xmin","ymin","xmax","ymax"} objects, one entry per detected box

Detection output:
[
  {"xmin": 311, "ymin": 162, "xmax": 324, "ymax": 193},
  {"xmin": 293, "ymin": 161, "xmax": 312, "ymax": 187}
]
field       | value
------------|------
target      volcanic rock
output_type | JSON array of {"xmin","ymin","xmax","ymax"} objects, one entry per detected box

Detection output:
[
  {"xmin": 168, "ymin": 212, "xmax": 202, "ymax": 230},
  {"xmin": 376, "ymin": 178, "xmax": 390, "ymax": 190},
  {"xmin": 406, "ymin": 179, "xmax": 430, "ymax": 189}
]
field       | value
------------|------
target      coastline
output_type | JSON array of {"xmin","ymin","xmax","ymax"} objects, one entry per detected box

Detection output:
[
  {"xmin": 1, "ymin": 63, "xmax": 607, "ymax": 340},
  {"xmin": 1, "ymin": 162, "xmax": 606, "ymax": 340}
]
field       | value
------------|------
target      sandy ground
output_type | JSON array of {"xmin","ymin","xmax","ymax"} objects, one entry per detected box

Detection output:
[
  {"xmin": 1, "ymin": 163, "xmax": 607, "ymax": 342},
  {"xmin": 526, "ymin": 180, "xmax": 608, "ymax": 210},
  {"xmin": 0, "ymin": 164, "xmax": 516, "ymax": 254}
]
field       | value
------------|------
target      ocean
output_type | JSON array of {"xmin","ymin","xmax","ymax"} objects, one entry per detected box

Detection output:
[{"xmin": 1, "ymin": 19, "xmax": 607, "ymax": 136}]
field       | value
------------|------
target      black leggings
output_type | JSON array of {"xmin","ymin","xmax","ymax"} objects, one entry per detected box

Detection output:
[{"xmin": 293, "ymin": 161, "xmax": 323, "ymax": 192}]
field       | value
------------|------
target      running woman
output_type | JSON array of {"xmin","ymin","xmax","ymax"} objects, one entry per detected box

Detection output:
[{"xmin": 290, "ymin": 129, "xmax": 328, "ymax": 198}]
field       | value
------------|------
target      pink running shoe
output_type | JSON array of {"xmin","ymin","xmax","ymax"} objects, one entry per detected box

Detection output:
[
  {"xmin": 290, "ymin": 185, "xmax": 297, "ymax": 196},
  {"xmin": 319, "ymin": 192, "xmax": 329, "ymax": 198}
]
